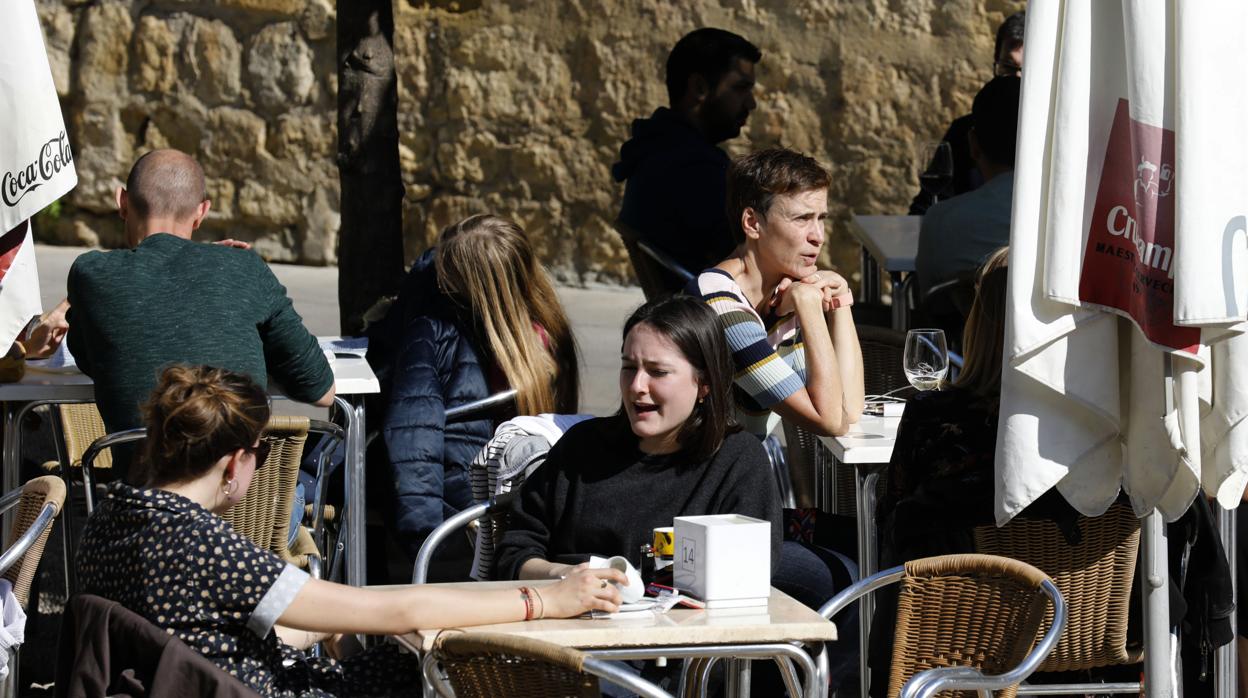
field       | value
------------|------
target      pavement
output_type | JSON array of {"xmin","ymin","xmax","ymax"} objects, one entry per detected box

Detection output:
[{"xmin": 32, "ymin": 244, "xmax": 644, "ymax": 416}]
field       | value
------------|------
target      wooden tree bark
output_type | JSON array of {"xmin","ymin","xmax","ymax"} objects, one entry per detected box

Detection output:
[{"xmin": 337, "ymin": 0, "xmax": 404, "ymax": 336}]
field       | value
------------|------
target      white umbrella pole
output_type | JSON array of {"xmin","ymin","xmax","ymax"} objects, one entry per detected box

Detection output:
[
  {"xmin": 1142, "ymin": 356, "xmax": 1176, "ymax": 698},
  {"xmin": 1215, "ymin": 504, "xmax": 1237, "ymax": 697},
  {"xmin": 1142, "ymin": 509, "xmax": 1175, "ymax": 698}
]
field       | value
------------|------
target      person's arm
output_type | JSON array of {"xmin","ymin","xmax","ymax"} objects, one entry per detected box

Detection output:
[
  {"xmin": 254, "ymin": 260, "xmax": 335, "ymax": 405},
  {"xmin": 829, "ymin": 303, "xmax": 865, "ymax": 423},
  {"xmin": 496, "ymin": 431, "xmax": 571, "ymax": 580},
  {"xmin": 65, "ymin": 264, "xmax": 93, "ymax": 375},
  {"xmin": 277, "ymin": 567, "xmax": 626, "ymax": 635},
  {"xmin": 383, "ymin": 317, "xmax": 451, "ymax": 559},
  {"xmin": 24, "ymin": 298, "xmax": 69, "ymax": 359},
  {"xmin": 770, "ymin": 283, "xmax": 852, "ymax": 436},
  {"xmin": 518, "ymin": 558, "xmax": 582, "ymax": 580}
]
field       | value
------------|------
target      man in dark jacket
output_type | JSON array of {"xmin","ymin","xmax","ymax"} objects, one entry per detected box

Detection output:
[
  {"xmin": 612, "ymin": 28, "xmax": 760, "ymax": 292},
  {"xmin": 909, "ymin": 12, "xmax": 1025, "ymax": 215}
]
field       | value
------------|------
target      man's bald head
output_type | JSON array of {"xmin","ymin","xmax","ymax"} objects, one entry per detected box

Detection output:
[{"xmin": 124, "ymin": 149, "xmax": 207, "ymax": 222}]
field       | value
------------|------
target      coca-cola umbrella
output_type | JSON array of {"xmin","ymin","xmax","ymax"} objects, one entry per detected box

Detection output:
[
  {"xmin": 996, "ymin": 1, "xmax": 1247, "ymax": 696},
  {"xmin": 0, "ymin": 0, "xmax": 77, "ymax": 348}
]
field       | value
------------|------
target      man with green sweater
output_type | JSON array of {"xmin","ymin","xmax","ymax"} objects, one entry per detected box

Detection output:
[{"xmin": 65, "ymin": 150, "xmax": 334, "ymax": 476}]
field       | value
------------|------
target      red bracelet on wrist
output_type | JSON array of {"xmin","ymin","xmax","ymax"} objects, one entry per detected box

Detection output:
[{"xmin": 519, "ymin": 586, "xmax": 535, "ymax": 621}]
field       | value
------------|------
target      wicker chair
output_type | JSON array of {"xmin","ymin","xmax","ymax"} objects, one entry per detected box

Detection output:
[
  {"xmin": 426, "ymin": 632, "xmax": 673, "ymax": 698},
  {"xmin": 821, "ymin": 554, "xmax": 1066, "ymax": 698},
  {"xmin": 858, "ymin": 325, "xmax": 911, "ymax": 397},
  {"xmin": 219, "ymin": 416, "xmax": 319, "ymax": 574},
  {"xmin": 43, "ymin": 403, "xmax": 113, "ymax": 512},
  {"xmin": 0, "ymin": 476, "xmax": 66, "ymax": 698},
  {"xmin": 974, "ymin": 501, "xmax": 1143, "ymax": 693},
  {"xmin": 81, "ymin": 417, "xmax": 343, "ymax": 578}
]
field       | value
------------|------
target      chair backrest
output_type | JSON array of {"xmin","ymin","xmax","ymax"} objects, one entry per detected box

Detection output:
[
  {"xmin": 857, "ymin": 325, "xmax": 911, "ymax": 397},
  {"xmin": 56, "ymin": 594, "xmax": 255, "ymax": 698},
  {"xmin": 781, "ymin": 420, "xmax": 826, "ymax": 510},
  {"xmin": 446, "ymin": 390, "xmax": 518, "ymax": 426},
  {"xmin": 221, "ymin": 416, "xmax": 310, "ymax": 567},
  {"xmin": 888, "ymin": 554, "xmax": 1052, "ymax": 698},
  {"xmin": 4, "ymin": 476, "xmax": 65, "ymax": 608},
  {"xmin": 433, "ymin": 632, "xmax": 602, "ymax": 698},
  {"xmin": 56, "ymin": 403, "xmax": 112, "ymax": 470},
  {"xmin": 973, "ymin": 501, "xmax": 1142, "ymax": 672},
  {"xmin": 614, "ymin": 219, "xmax": 693, "ymax": 300}
]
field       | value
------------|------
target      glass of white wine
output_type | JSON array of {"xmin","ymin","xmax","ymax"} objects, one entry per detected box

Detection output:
[{"xmin": 904, "ymin": 329, "xmax": 949, "ymax": 391}]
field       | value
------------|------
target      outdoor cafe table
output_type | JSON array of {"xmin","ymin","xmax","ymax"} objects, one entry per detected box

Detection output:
[
  {"xmin": 816, "ymin": 414, "xmax": 900, "ymax": 698},
  {"xmin": 0, "ymin": 342, "xmax": 380, "ymax": 587},
  {"xmin": 394, "ymin": 580, "xmax": 838, "ymax": 698},
  {"xmin": 848, "ymin": 215, "xmax": 919, "ymax": 330}
]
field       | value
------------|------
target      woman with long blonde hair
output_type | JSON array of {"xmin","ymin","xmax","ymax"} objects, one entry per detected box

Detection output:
[{"xmin": 367, "ymin": 214, "xmax": 579, "ymax": 567}]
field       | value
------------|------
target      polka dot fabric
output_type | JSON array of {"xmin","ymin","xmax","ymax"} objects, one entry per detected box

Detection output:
[{"xmin": 79, "ymin": 483, "xmax": 419, "ymax": 697}]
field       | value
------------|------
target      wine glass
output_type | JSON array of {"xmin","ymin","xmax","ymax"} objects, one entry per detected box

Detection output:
[
  {"xmin": 904, "ymin": 329, "xmax": 949, "ymax": 391},
  {"xmin": 917, "ymin": 141, "xmax": 954, "ymax": 207}
]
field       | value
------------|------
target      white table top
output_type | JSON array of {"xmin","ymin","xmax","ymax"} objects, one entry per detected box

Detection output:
[
  {"xmin": 395, "ymin": 581, "xmax": 837, "ymax": 653},
  {"xmin": 0, "ymin": 338, "xmax": 379, "ymax": 402},
  {"xmin": 848, "ymin": 215, "xmax": 920, "ymax": 273},
  {"xmin": 817, "ymin": 414, "xmax": 900, "ymax": 465}
]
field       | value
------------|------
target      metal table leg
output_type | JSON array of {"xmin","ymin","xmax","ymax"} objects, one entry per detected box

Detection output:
[
  {"xmin": 1216, "ymin": 505, "xmax": 1237, "ymax": 698},
  {"xmin": 334, "ymin": 396, "xmax": 367, "ymax": 587},
  {"xmin": 855, "ymin": 467, "xmax": 880, "ymax": 698},
  {"xmin": 890, "ymin": 272, "xmax": 910, "ymax": 331},
  {"xmin": 861, "ymin": 248, "xmax": 881, "ymax": 306}
]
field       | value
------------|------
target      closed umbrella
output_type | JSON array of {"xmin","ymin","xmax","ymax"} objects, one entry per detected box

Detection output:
[
  {"xmin": 0, "ymin": 0, "xmax": 77, "ymax": 348},
  {"xmin": 997, "ymin": 1, "xmax": 1247, "ymax": 695}
]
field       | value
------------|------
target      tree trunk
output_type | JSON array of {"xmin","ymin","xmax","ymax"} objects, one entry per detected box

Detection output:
[{"xmin": 336, "ymin": 0, "xmax": 404, "ymax": 336}]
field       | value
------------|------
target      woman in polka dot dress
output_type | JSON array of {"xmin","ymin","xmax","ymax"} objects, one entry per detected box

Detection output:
[{"xmin": 77, "ymin": 365, "xmax": 627, "ymax": 697}]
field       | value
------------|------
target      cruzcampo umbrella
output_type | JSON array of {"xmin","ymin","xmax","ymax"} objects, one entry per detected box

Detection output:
[
  {"xmin": 997, "ymin": 0, "xmax": 1248, "ymax": 525},
  {"xmin": 997, "ymin": 2, "xmax": 1247, "ymax": 694}
]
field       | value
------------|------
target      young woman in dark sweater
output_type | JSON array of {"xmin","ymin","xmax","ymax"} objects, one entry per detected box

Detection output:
[{"xmin": 496, "ymin": 295, "xmax": 782, "ymax": 582}]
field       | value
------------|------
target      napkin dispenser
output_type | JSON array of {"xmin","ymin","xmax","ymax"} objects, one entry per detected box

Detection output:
[{"xmin": 673, "ymin": 514, "xmax": 770, "ymax": 608}]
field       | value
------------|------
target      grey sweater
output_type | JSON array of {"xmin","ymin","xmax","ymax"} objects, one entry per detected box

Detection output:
[{"xmin": 496, "ymin": 416, "xmax": 782, "ymax": 580}]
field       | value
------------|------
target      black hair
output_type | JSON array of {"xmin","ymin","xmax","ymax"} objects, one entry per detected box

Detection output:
[
  {"xmin": 619, "ymin": 296, "xmax": 740, "ymax": 461},
  {"xmin": 665, "ymin": 28, "xmax": 762, "ymax": 105},
  {"xmin": 994, "ymin": 11, "xmax": 1026, "ymax": 61},
  {"xmin": 971, "ymin": 75, "xmax": 1022, "ymax": 167}
]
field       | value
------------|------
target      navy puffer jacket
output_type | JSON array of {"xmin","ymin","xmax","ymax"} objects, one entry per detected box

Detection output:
[{"xmin": 367, "ymin": 250, "xmax": 494, "ymax": 560}]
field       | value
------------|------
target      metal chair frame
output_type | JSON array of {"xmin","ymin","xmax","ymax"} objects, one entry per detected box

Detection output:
[
  {"xmin": 0, "ymin": 483, "xmax": 61, "ymax": 580},
  {"xmin": 820, "ymin": 558, "xmax": 1067, "ymax": 698},
  {"xmin": 423, "ymin": 632, "xmax": 676, "ymax": 698},
  {"xmin": 0, "ymin": 476, "xmax": 65, "ymax": 698},
  {"xmin": 614, "ymin": 219, "xmax": 695, "ymax": 300}
]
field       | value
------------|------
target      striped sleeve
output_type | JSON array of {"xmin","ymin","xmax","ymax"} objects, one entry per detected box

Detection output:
[{"xmin": 697, "ymin": 270, "xmax": 804, "ymax": 409}]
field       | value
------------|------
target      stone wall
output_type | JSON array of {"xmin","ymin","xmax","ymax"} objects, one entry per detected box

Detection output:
[{"xmin": 35, "ymin": 0, "xmax": 1023, "ymax": 282}]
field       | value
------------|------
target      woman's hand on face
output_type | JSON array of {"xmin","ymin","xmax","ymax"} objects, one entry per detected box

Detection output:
[{"xmin": 542, "ymin": 564, "xmax": 626, "ymax": 617}]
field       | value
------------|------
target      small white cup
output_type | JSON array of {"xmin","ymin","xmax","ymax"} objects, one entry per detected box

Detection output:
[{"xmin": 588, "ymin": 555, "xmax": 645, "ymax": 603}]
